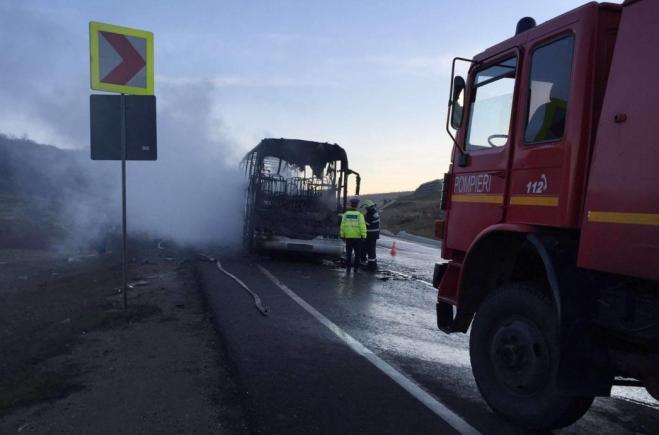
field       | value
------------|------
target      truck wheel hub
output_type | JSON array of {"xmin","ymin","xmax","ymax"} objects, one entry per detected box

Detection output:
[{"xmin": 490, "ymin": 319, "xmax": 550, "ymax": 395}]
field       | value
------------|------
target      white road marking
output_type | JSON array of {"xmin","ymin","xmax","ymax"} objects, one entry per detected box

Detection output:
[{"xmin": 257, "ymin": 264, "xmax": 481, "ymax": 435}]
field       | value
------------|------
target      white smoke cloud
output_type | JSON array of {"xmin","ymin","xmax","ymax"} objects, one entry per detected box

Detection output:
[
  {"xmin": 125, "ymin": 81, "xmax": 245, "ymax": 246},
  {"xmin": 0, "ymin": 5, "xmax": 246, "ymax": 250}
]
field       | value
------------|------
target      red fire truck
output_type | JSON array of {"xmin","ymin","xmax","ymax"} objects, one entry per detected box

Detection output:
[{"xmin": 435, "ymin": 0, "xmax": 659, "ymax": 429}]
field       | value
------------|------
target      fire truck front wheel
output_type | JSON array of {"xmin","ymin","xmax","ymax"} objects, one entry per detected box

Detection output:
[{"xmin": 469, "ymin": 284, "xmax": 594, "ymax": 430}]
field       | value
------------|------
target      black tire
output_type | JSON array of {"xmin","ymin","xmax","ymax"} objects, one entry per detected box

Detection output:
[{"xmin": 470, "ymin": 283, "xmax": 594, "ymax": 430}]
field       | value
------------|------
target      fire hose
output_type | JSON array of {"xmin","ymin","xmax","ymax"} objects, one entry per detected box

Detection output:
[{"xmin": 198, "ymin": 254, "xmax": 270, "ymax": 316}]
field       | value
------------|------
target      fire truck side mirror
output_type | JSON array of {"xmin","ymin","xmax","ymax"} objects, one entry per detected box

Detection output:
[{"xmin": 450, "ymin": 76, "xmax": 466, "ymax": 130}]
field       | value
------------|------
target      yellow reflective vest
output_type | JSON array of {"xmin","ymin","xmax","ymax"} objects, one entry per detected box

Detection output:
[{"xmin": 340, "ymin": 209, "xmax": 367, "ymax": 239}]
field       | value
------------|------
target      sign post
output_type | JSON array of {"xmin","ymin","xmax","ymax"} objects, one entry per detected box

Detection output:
[
  {"xmin": 120, "ymin": 93, "xmax": 127, "ymax": 309},
  {"xmin": 89, "ymin": 22, "xmax": 156, "ymax": 309}
]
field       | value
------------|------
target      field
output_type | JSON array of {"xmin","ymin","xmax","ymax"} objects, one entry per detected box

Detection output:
[
  {"xmin": 379, "ymin": 191, "xmax": 443, "ymax": 239},
  {"xmin": 360, "ymin": 181, "xmax": 443, "ymax": 239}
]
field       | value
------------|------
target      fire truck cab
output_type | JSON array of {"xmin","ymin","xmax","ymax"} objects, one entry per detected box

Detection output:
[{"xmin": 436, "ymin": 0, "xmax": 659, "ymax": 429}]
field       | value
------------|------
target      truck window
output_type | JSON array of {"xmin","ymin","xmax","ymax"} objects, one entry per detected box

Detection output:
[
  {"xmin": 466, "ymin": 57, "xmax": 517, "ymax": 151},
  {"xmin": 524, "ymin": 35, "xmax": 575, "ymax": 143}
]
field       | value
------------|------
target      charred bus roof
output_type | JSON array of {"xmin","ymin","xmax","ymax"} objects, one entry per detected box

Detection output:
[{"xmin": 244, "ymin": 138, "xmax": 349, "ymax": 177}]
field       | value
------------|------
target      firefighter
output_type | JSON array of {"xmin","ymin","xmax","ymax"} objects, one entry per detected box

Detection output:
[
  {"xmin": 361, "ymin": 199, "xmax": 380, "ymax": 271},
  {"xmin": 340, "ymin": 198, "xmax": 366, "ymax": 273}
]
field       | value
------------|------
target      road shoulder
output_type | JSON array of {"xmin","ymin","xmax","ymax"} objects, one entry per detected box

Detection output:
[{"xmin": 0, "ymin": 242, "xmax": 247, "ymax": 434}]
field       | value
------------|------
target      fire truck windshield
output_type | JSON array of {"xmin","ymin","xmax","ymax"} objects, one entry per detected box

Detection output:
[{"xmin": 466, "ymin": 57, "xmax": 517, "ymax": 150}]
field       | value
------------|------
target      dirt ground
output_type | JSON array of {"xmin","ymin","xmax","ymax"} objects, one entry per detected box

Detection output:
[
  {"xmin": 0, "ymin": 239, "xmax": 247, "ymax": 434},
  {"xmin": 379, "ymin": 191, "xmax": 443, "ymax": 239}
]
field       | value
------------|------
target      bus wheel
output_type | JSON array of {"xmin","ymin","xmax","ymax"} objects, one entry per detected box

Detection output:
[{"xmin": 470, "ymin": 284, "xmax": 594, "ymax": 430}]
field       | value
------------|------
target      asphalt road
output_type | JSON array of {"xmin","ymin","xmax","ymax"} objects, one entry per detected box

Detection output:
[{"xmin": 198, "ymin": 238, "xmax": 659, "ymax": 435}]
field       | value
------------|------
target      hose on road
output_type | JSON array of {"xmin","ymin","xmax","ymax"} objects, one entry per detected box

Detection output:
[
  {"xmin": 198, "ymin": 254, "xmax": 270, "ymax": 316},
  {"xmin": 379, "ymin": 268, "xmax": 435, "ymax": 289}
]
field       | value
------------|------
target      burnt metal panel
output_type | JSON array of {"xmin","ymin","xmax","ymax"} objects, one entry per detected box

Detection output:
[{"xmin": 244, "ymin": 138, "xmax": 348, "ymax": 176}]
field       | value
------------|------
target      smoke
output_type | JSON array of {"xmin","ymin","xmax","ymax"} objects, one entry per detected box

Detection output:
[
  {"xmin": 0, "ymin": 134, "xmax": 118, "ymax": 251},
  {"xmin": 0, "ymin": 6, "xmax": 88, "ymax": 149},
  {"xmin": 0, "ymin": 5, "xmax": 247, "ymax": 251},
  {"xmin": 0, "ymin": 83, "xmax": 247, "ymax": 251},
  {"xmin": 124, "ymin": 81, "xmax": 246, "ymax": 246}
]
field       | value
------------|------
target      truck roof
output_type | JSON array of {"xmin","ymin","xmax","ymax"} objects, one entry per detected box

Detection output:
[{"xmin": 473, "ymin": 1, "xmax": 622, "ymax": 64}]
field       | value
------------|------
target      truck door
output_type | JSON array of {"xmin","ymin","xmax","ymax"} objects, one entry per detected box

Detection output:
[
  {"xmin": 446, "ymin": 53, "xmax": 519, "ymax": 252},
  {"xmin": 507, "ymin": 34, "xmax": 576, "ymax": 227}
]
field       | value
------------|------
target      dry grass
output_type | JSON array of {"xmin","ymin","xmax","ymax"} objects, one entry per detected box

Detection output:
[{"xmin": 379, "ymin": 191, "xmax": 444, "ymax": 238}]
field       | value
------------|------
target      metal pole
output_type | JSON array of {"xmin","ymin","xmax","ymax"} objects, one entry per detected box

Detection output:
[{"xmin": 120, "ymin": 93, "xmax": 128, "ymax": 310}]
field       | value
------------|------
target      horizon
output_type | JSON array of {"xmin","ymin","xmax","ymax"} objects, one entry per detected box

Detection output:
[{"xmin": 1, "ymin": 0, "xmax": 600, "ymax": 193}]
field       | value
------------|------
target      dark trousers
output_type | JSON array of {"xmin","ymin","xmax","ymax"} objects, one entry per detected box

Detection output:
[
  {"xmin": 345, "ymin": 238, "xmax": 362, "ymax": 271},
  {"xmin": 364, "ymin": 235, "xmax": 378, "ymax": 271}
]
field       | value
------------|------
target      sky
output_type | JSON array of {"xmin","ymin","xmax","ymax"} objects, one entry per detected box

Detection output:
[{"xmin": 1, "ymin": 0, "xmax": 600, "ymax": 194}]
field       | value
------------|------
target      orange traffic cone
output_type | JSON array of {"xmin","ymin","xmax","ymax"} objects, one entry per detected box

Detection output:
[{"xmin": 390, "ymin": 241, "xmax": 398, "ymax": 256}]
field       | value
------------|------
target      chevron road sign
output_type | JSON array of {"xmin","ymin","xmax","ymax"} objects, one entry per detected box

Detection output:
[
  {"xmin": 89, "ymin": 21, "xmax": 157, "ymax": 310},
  {"xmin": 89, "ymin": 22, "xmax": 154, "ymax": 95}
]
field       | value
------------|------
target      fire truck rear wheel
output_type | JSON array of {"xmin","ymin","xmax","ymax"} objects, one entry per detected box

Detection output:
[{"xmin": 470, "ymin": 283, "xmax": 594, "ymax": 430}]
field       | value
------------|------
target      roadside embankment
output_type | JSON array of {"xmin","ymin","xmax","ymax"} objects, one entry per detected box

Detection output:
[{"xmin": 0, "ymin": 239, "xmax": 247, "ymax": 434}]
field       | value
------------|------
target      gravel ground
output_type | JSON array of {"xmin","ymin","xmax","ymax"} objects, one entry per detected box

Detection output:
[{"xmin": 0, "ymin": 240, "xmax": 247, "ymax": 434}]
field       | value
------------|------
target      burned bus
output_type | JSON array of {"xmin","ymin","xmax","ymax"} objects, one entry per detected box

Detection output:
[{"xmin": 242, "ymin": 138, "xmax": 360, "ymax": 256}]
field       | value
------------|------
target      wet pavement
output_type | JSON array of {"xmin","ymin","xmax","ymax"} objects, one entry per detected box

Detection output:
[
  {"xmin": 198, "ymin": 237, "xmax": 659, "ymax": 434},
  {"xmin": 376, "ymin": 234, "xmax": 442, "ymax": 282}
]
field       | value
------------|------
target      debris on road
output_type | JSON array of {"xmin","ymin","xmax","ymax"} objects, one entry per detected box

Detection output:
[
  {"xmin": 377, "ymin": 268, "xmax": 435, "ymax": 289},
  {"xmin": 114, "ymin": 280, "xmax": 150, "ymax": 293}
]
